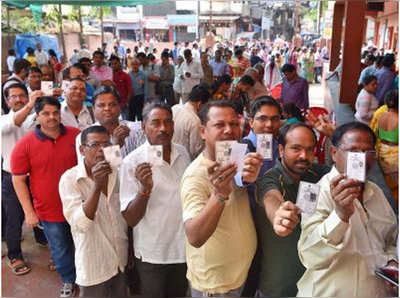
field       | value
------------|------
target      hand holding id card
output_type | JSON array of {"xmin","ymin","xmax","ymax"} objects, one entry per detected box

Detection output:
[
  {"xmin": 296, "ymin": 181, "xmax": 320, "ymax": 214},
  {"xmin": 41, "ymin": 81, "xmax": 54, "ymax": 96},
  {"xmin": 345, "ymin": 152, "xmax": 366, "ymax": 182},
  {"xmin": 256, "ymin": 134, "xmax": 273, "ymax": 160},
  {"xmin": 103, "ymin": 145, "xmax": 122, "ymax": 168},
  {"xmin": 215, "ymin": 141, "xmax": 237, "ymax": 165}
]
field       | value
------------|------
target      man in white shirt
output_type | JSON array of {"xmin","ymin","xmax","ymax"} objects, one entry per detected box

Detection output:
[
  {"xmin": 120, "ymin": 101, "xmax": 190, "ymax": 297},
  {"xmin": 59, "ymin": 125, "xmax": 128, "ymax": 297},
  {"xmin": 179, "ymin": 49, "xmax": 204, "ymax": 103},
  {"xmin": 61, "ymin": 78, "xmax": 93, "ymax": 130},
  {"xmin": 2, "ymin": 84, "xmax": 47, "ymax": 275},
  {"xmin": 34, "ymin": 43, "xmax": 49, "ymax": 66},
  {"xmin": 172, "ymin": 84, "xmax": 208, "ymax": 161},
  {"xmin": 298, "ymin": 122, "xmax": 398, "ymax": 297}
]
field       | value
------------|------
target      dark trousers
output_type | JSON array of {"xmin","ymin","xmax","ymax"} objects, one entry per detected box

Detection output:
[
  {"xmin": 135, "ymin": 257, "xmax": 188, "ymax": 297},
  {"xmin": 128, "ymin": 94, "xmax": 145, "ymax": 122},
  {"xmin": 41, "ymin": 220, "xmax": 76, "ymax": 283},
  {"xmin": 79, "ymin": 270, "xmax": 127, "ymax": 297},
  {"xmin": 2, "ymin": 172, "xmax": 47, "ymax": 260},
  {"xmin": 160, "ymin": 85, "xmax": 176, "ymax": 107}
]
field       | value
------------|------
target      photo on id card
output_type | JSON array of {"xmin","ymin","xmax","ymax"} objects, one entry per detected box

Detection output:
[
  {"xmin": 345, "ymin": 152, "xmax": 366, "ymax": 182},
  {"xmin": 256, "ymin": 133, "xmax": 273, "ymax": 160},
  {"xmin": 103, "ymin": 145, "xmax": 122, "ymax": 168},
  {"xmin": 215, "ymin": 141, "xmax": 237, "ymax": 165},
  {"xmin": 296, "ymin": 181, "xmax": 320, "ymax": 214}
]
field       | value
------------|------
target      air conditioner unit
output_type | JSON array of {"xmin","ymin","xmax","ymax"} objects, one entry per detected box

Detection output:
[{"xmin": 367, "ymin": 2, "xmax": 385, "ymax": 12}]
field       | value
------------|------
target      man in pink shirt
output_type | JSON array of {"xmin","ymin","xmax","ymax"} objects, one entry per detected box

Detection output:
[{"xmin": 89, "ymin": 50, "xmax": 113, "ymax": 86}]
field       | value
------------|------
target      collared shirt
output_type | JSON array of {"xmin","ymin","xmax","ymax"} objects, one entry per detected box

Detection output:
[
  {"xmin": 129, "ymin": 70, "xmax": 146, "ymax": 96},
  {"xmin": 159, "ymin": 63, "xmax": 175, "ymax": 87},
  {"xmin": 59, "ymin": 162, "xmax": 128, "ymax": 286},
  {"xmin": 113, "ymin": 70, "xmax": 133, "ymax": 107},
  {"xmin": 120, "ymin": 141, "xmax": 190, "ymax": 264},
  {"xmin": 210, "ymin": 59, "xmax": 230, "ymax": 77},
  {"xmin": 11, "ymin": 124, "xmax": 80, "ymax": 222},
  {"xmin": 281, "ymin": 76, "xmax": 309, "ymax": 110},
  {"xmin": 178, "ymin": 60, "xmax": 204, "ymax": 94},
  {"xmin": 75, "ymin": 120, "xmax": 147, "ymax": 164},
  {"xmin": 375, "ymin": 66, "xmax": 396, "ymax": 105},
  {"xmin": 201, "ymin": 64, "xmax": 213, "ymax": 86},
  {"xmin": 172, "ymin": 103, "xmax": 204, "ymax": 161},
  {"xmin": 1, "ymin": 111, "xmax": 36, "ymax": 173},
  {"xmin": 355, "ymin": 89, "xmax": 379, "ymax": 125},
  {"xmin": 297, "ymin": 166, "xmax": 398, "ymax": 297},
  {"xmin": 7, "ymin": 56, "xmax": 16, "ymax": 72},
  {"xmin": 141, "ymin": 64, "xmax": 160, "ymax": 101},
  {"xmin": 35, "ymin": 50, "xmax": 49, "ymax": 65},
  {"xmin": 61, "ymin": 101, "xmax": 94, "ymax": 131},
  {"xmin": 173, "ymin": 65, "xmax": 183, "ymax": 93},
  {"xmin": 181, "ymin": 153, "xmax": 257, "ymax": 294},
  {"xmin": 255, "ymin": 159, "xmax": 331, "ymax": 297},
  {"xmin": 89, "ymin": 65, "xmax": 113, "ymax": 82}
]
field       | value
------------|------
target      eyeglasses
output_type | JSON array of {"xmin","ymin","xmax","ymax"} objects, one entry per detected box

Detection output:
[
  {"xmin": 338, "ymin": 147, "xmax": 377, "ymax": 159},
  {"xmin": 82, "ymin": 142, "xmax": 112, "ymax": 149},
  {"xmin": 7, "ymin": 94, "xmax": 28, "ymax": 101},
  {"xmin": 254, "ymin": 115, "xmax": 281, "ymax": 123}
]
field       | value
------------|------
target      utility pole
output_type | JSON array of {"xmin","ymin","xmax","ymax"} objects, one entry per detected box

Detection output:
[
  {"xmin": 100, "ymin": 7, "xmax": 104, "ymax": 46},
  {"xmin": 196, "ymin": 1, "xmax": 199, "ymax": 39},
  {"xmin": 317, "ymin": 1, "xmax": 322, "ymax": 34},
  {"xmin": 209, "ymin": 1, "xmax": 213, "ymax": 33},
  {"xmin": 294, "ymin": 2, "xmax": 300, "ymax": 35}
]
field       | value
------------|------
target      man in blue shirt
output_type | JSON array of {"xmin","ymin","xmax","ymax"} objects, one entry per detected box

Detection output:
[
  {"xmin": 210, "ymin": 50, "xmax": 230, "ymax": 79},
  {"xmin": 241, "ymin": 96, "xmax": 282, "ymax": 297},
  {"xmin": 129, "ymin": 58, "xmax": 146, "ymax": 121},
  {"xmin": 250, "ymin": 47, "xmax": 264, "ymax": 67},
  {"xmin": 375, "ymin": 55, "xmax": 396, "ymax": 105}
]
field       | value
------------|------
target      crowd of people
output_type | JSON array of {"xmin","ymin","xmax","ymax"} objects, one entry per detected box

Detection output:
[{"xmin": 1, "ymin": 36, "xmax": 399, "ymax": 298}]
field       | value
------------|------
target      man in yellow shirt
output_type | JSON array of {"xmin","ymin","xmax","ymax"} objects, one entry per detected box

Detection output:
[{"xmin": 181, "ymin": 100, "xmax": 263, "ymax": 296}]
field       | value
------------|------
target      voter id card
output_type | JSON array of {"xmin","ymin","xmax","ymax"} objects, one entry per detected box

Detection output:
[
  {"xmin": 103, "ymin": 145, "xmax": 122, "ymax": 168},
  {"xmin": 215, "ymin": 141, "xmax": 237, "ymax": 165},
  {"xmin": 345, "ymin": 152, "xmax": 366, "ymax": 182},
  {"xmin": 256, "ymin": 134, "xmax": 273, "ymax": 160},
  {"xmin": 147, "ymin": 145, "xmax": 163, "ymax": 166},
  {"xmin": 296, "ymin": 181, "xmax": 320, "ymax": 214}
]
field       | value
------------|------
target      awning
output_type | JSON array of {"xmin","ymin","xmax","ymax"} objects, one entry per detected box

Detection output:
[
  {"xmin": 199, "ymin": 15, "xmax": 240, "ymax": 22},
  {"xmin": 142, "ymin": 17, "xmax": 168, "ymax": 30},
  {"xmin": 167, "ymin": 15, "xmax": 196, "ymax": 26},
  {"xmin": 4, "ymin": 1, "xmax": 159, "ymax": 8}
]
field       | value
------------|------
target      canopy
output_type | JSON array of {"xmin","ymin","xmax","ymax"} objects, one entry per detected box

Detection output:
[{"xmin": 4, "ymin": 1, "xmax": 159, "ymax": 8}]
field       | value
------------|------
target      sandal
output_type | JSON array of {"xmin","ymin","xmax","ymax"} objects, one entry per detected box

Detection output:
[
  {"xmin": 48, "ymin": 258, "xmax": 57, "ymax": 272},
  {"xmin": 7, "ymin": 258, "xmax": 31, "ymax": 275}
]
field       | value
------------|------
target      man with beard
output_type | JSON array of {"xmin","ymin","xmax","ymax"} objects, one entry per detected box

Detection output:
[{"xmin": 255, "ymin": 123, "xmax": 331, "ymax": 297}]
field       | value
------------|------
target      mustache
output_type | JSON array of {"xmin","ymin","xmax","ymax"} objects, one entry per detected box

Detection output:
[{"xmin": 294, "ymin": 160, "xmax": 310, "ymax": 166}]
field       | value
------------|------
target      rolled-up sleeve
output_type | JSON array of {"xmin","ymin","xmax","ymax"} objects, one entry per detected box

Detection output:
[
  {"xmin": 298, "ymin": 188, "xmax": 350, "ymax": 270},
  {"xmin": 59, "ymin": 171, "xmax": 95, "ymax": 233}
]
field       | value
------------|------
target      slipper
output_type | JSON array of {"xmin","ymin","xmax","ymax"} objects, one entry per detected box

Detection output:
[
  {"xmin": 7, "ymin": 258, "xmax": 31, "ymax": 276},
  {"xmin": 48, "ymin": 258, "xmax": 57, "ymax": 272}
]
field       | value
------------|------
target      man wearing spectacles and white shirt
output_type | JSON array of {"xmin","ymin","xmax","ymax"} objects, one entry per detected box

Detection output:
[
  {"xmin": 75, "ymin": 86, "xmax": 146, "ymax": 164},
  {"xmin": 61, "ymin": 78, "xmax": 94, "ymax": 131},
  {"xmin": 60, "ymin": 125, "xmax": 129, "ymax": 297},
  {"xmin": 297, "ymin": 122, "xmax": 398, "ymax": 297}
]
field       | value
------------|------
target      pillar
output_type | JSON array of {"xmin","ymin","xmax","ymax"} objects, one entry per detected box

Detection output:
[
  {"xmin": 339, "ymin": 1, "xmax": 367, "ymax": 106},
  {"xmin": 330, "ymin": 2, "xmax": 345, "ymax": 71}
]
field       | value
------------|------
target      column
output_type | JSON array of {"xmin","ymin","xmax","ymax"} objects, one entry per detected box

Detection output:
[
  {"xmin": 330, "ymin": 2, "xmax": 345, "ymax": 71},
  {"xmin": 339, "ymin": 1, "xmax": 367, "ymax": 106}
]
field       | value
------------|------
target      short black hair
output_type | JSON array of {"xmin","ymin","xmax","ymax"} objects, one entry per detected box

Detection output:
[
  {"xmin": 137, "ymin": 52, "xmax": 147, "ymax": 60},
  {"xmin": 278, "ymin": 123, "xmax": 317, "ymax": 147},
  {"xmin": 69, "ymin": 77, "xmax": 86, "ymax": 85},
  {"xmin": 282, "ymin": 63, "xmax": 296, "ymax": 73},
  {"xmin": 62, "ymin": 67, "xmax": 71, "ymax": 80},
  {"xmin": 161, "ymin": 51, "xmax": 169, "ymax": 58},
  {"xmin": 93, "ymin": 86, "xmax": 121, "ymax": 104},
  {"xmin": 13, "ymin": 58, "xmax": 31, "ymax": 74},
  {"xmin": 93, "ymin": 50, "xmax": 105, "ymax": 58},
  {"xmin": 4, "ymin": 83, "xmax": 28, "ymax": 100},
  {"xmin": 109, "ymin": 55, "xmax": 121, "ymax": 63},
  {"xmin": 239, "ymin": 75, "xmax": 255, "ymax": 87},
  {"xmin": 81, "ymin": 125, "xmax": 110, "ymax": 144},
  {"xmin": 250, "ymin": 96, "xmax": 282, "ymax": 118},
  {"xmin": 188, "ymin": 84, "xmax": 210, "ymax": 104},
  {"xmin": 34, "ymin": 96, "xmax": 61, "ymax": 114},
  {"xmin": 184, "ymin": 49, "xmax": 192, "ymax": 57},
  {"xmin": 79, "ymin": 57, "xmax": 91, "ymax": 64},
  {"xmin": 375, "ymin": 55, "xmax": 384, "ymax": 67},
  {"xmin": 28, "ymin": 67, "xmax": 42, "ymax": 76},
  {"xmin": 282, "ymin": 102, "xmax": 304, "ymax": 122},
  {"xmin": 212, "ymin": 74, "xmax": 232, "ymax": 92},
  {"xmin": 198, "ymin": 100, "xmax": 237, "ymax": 126},
  {"xmin": 331, "ymin": 122, "xmax": 376, "ymax": 148},
  {"xmin": 362, "ymin": 75, "xmax": 377, "ymax": 86},
  {"xmin": 234, "ymin": 49, "xmax": 243, "ymax": 56},
  {"xmin": 384, "ymin": 90, "xmax": 398, "ymax": 109},
  {"xmin": 382, "ymin": 55, "xmax": 395, "ymax": 67},
  {"xmin": 8, "ymin": 49, "xmax": 15, "ymax": 56},
  {"xmin": 142, "ymin": 100, "xmax": 173, "ymax": 122}
]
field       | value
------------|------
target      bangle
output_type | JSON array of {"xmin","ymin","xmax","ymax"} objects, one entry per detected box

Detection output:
[
  {"xmin": 214, "ymin": 191, "xmax": 228, "ymax": 205},
  {"xmin": 140, "ymin": 189, "xmax": 151, "ymax": 197}
]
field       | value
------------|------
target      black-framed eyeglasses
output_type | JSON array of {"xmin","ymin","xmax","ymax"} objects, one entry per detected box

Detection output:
[{"xmin": 82, "ymin": 142, "xmax": 112, "ymax": 149}]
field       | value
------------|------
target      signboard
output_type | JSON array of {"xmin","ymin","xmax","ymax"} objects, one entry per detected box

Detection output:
[
  {"xmin": 142, "ymin": 18, "xmax": 168, "ymax": 30},
  {"xmin": 187, "ymin": 26, "xmax": 197, "ymax": 33}
]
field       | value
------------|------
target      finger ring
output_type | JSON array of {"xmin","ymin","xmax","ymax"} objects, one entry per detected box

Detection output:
[{"xmin": 218, "ymin": 175, "xmax": 224, "ymax": 181}]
